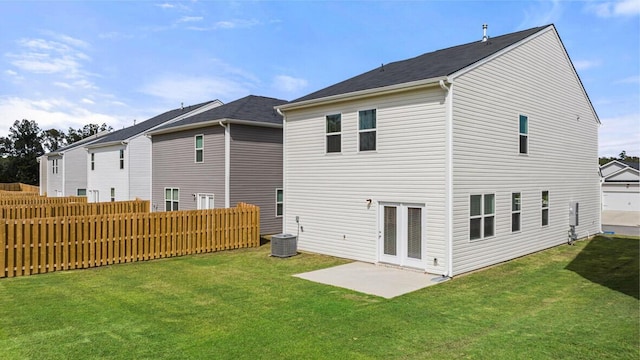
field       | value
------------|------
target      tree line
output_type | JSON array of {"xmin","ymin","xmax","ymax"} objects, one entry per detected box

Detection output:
[
  {"xmin": 0, "ymin": 119, "xmax": 112, "ymax": 185},
  {"xmin": 599, "ymin": 151, "xmax": 639, "ymax": 166}
]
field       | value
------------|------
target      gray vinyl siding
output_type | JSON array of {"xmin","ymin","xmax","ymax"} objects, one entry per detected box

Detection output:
[
  {"xmin": 151, "ymin": 126, "xmax": 225, "ymax": 212},
  {"xmin": 283, "ymin": 87, "xmax": 448, "ymax": 272},
  {"xmin": 450, "ymin": 29, "xmax": 600, "ymax": 275},
  {"xmin": 229, "ymin": 124, "xmax": 283, "ymax": 234}
]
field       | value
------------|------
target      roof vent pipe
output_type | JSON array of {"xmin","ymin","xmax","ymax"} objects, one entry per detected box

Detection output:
[{"xmin": 482, "ymin": 24, "xmax": 488, "ymax": 42}]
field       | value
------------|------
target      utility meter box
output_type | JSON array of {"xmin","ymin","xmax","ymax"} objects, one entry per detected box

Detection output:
[{"xmin": 569, "ymin": 202, "xmax": 579, "ymax": 226}]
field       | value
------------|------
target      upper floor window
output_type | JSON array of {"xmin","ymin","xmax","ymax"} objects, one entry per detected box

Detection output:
[
  {"xmin": 276, "ymin": 189, "xmax": 283, "ymax": 217},
  {"xmin": 512, "ymin": 192, "xmax": 521, "ymax": 232},
  {"xmin": 165, "ymin": 188, "xmax": 179, "ymax": 211},
  {"xmin": 470, "ymin": 193, "xmax": 495, "ymax": 240},
  {"xmin": 358, "ymin": 109, "xmax": 377, "ymax": 151},
  {"xmin": 541, "ymin": 191, "xmax": 549, "ymax": 226},
  {"xmin": 195, "ymin": 135, "xmax": 204, "ymax": 163},
  {"xmin": 91, "ymin": 153, "xmax": 95, "ymax": 171},
  {"xmin": 119, "ymin": 149, "xmax": 124, "ymax": 169},
  {"xmin": 519, "ymin": 115, "xmax": 528, "ymax": 154},
  {"xmin": 52, "ymin": 159, "xmax": 58, "ymax": 174},
  {"xmin": 326, "ymin": 114, "xmax": 341, "ymax": 153},
  {"xmin": 110, "ymin": 187, "xmax": 115, "ymax": 202}
]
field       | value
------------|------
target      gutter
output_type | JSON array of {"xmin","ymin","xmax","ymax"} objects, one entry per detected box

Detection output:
[
  {"xmin": 277, "ymin": 76, "xmax": 447, "ymax": 111},
  {"xmin": 439, "ymin": 79, "xmax": 454, "ymax": 278},
  {"xmin": 146, "ymin": 118, "xmax": 282, "ymax": 137}
]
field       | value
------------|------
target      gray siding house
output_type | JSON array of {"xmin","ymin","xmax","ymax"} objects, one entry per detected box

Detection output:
[
  {"xmin": 276, "ymin": 24, "xmax": 600, "ymax": 276},
  {"xmin": 148, "ymin": 95, "xmax": 287, "ymax": 235}
]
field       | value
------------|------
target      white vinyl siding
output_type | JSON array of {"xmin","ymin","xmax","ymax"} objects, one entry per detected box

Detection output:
[
  {"xmin": 451, "ymin": 28, "xmax": 600, "ymax": 275},
  {"xmin": 86, "ymin": 145, "xmax": 129, "ymax": 202},
  {"xmin": 283, "ymin": 87, "xmax": 447, "ymax": 273}
]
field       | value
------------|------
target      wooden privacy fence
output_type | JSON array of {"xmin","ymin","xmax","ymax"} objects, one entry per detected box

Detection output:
[
  {"xmin": 0, "ymin": 183, "xmax": 39, "ymax": 192},
  {"xmin": 0, "ymin": 200, "xmax": 150, "ymax": 219},
  {"xmin": 0, "ymin": 203, "xmax": 260, "ymax": 278},
  {"xmin": 0, "ymin": 196, "xmax": 87, "ymax": 206}
]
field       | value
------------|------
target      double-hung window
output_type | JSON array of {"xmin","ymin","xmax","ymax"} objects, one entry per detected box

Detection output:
[
  {"xmin": 165, "ymin": 188, "xmax": 179, "ymax": 211},
  {"xmin": 470, "ymin": 194, "xmax": 495, "ymax": 240},
  {"xmin": 195, "ymin": 135, "xmax": 204, "ymax": 163},
  {"xmin": 119, "ymin": 149, "xmax": 124, "ymax": 169},
  {"xmin": 358, "ymin": 109, "xmax": 376, "ymax": 151},
  {"xmin": 110, "ymin": 187, "xmax": 115, "ymax": 202},
  {"xmin": 519, "ymin": 115, "xmax": 528, "ymax": 154},
  {"xmin": 276, "ymin": 189, "xmax": 283, "ymax": 217},
  {"xmin": 512, "ymin": 192, "xmax": 521, "ymax": 232},
  {"xmin": 91, "ymin": 153, "xmax": 95, "ymax": 171},
  {"xmin": 326, "ymin": 114, "xmax": 341, "ymax": 153},
  {"xmin": 52, "ymin": 159, "xmax": 58, "ymax": 174},
  {"xmin": 541, "ymin": 191, "xmax": 549, "ymax": 226}
]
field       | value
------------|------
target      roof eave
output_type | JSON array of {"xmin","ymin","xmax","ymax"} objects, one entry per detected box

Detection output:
[
  {"xmin": 146, "ymin": 118, "xmax": 282, "ymax": 136},
  {"xmin": 277, "ymin": 76, "xmax": 447, "ymax": 112}
]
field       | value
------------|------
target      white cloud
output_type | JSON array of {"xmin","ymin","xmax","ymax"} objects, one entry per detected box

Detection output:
[
  {"xmin": 573, "ymin": 59, "xmax": 602, "ymax": 71},
  {"xmin": 0, "ymin": 96, "xmax": 123, "ymax": 134},
  {"xmin": 272, "ymin": 75, "xmax": 308, "ymax": 93},
  {"xmin": 615, "ymin": 76, "xmax": 640, "ymax": 84},
  {"xmin": 81, "ymin": 98, "xmax": 95, "ymax": 105},
  {"xmin": 156, "ymin": 3, "xmax": 175, "ymax": 9},
  {"xmin": 599, "ymin": 113, "xmax": 640, "ymax": 156},
  {"xmin": 189, "ymin": 19, "xmax": 262, "ymax": 31},
  {"xmin": 139, "ymin": 75, "xmax": 251, "ymax": 103},
  {"xmin": 518, "ymin": 0, "xmax": 563, "ymax": 29},
  {"xmin": 586, "ymin": 0, "xmax": 640, "ymax": 17},
  {"xmin": 178, "ymin": 16, "xmax": 203, "ymax": 23}
]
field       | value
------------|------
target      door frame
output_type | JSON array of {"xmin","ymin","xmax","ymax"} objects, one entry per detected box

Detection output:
[{"xmin": 378, "ymin": 202, "xmax": 426, "ymax": 269}]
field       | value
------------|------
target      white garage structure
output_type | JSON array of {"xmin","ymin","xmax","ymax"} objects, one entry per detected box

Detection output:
[{"xmin": 600, "ymin": 161, "xmax": 639, "ymax": 212}]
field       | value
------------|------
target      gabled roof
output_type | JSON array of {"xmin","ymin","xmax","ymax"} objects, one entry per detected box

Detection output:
[
  {"xmin": 148, "ymin": 95, "xmax": 288, "ymax": 135},
  {"xmin": 289, "ymin": 25, "xmax": 549, "ymax": 104},
  {"xmin": 88, "ymin": 100, "xmax": 217, "ymax": 147},
  {"xmin": 46, "ymin": 130, "xmax": 111, "ymax": 156},
  {"xmin": 622, "ymin": 161, "xmax": 640, "ymax": 171}
]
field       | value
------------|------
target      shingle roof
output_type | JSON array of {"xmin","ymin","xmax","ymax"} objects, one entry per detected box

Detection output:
[
  {"xmin": 89, "ymin": 100, "xmax": 215, "ymax": 146},
  {"xmin": 292, "ymin": 25, "xmax": 549, "ymax": 103},
  {"xmin": 152, "ymin": 95, "xmax": 288, "ymax": 132},
  {"xmin": 622, "ymin": 161, "xmax": 640, "ymax": 171}
]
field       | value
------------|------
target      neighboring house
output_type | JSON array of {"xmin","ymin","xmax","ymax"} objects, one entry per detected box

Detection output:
[
  {"xmin": 276, "ymin": 24, "xmax": 601, "ymax": 276},
  {"xmin": 38, "ymin": 131, "xmax": 110, "ymax": 197},
  {"xmin": 147, "ymin": 95, "xmax": 287, "ymax": 235},
  {"xmin": 85, "ymin": 100, "xmax": 222, "ymax": 203},
  {"xmin": 600, "ymin": 160, "xmax": 639, "ymax": 212}
]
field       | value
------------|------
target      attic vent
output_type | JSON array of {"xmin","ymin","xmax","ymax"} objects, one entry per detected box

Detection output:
[{"xmin": 482, "ymin": 24, "xmax": 488, "ymax": 42}]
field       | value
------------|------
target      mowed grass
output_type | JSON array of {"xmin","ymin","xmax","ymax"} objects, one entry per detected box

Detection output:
[{"xmin": 0, "ymin": 235, "xmax": 637, "ymax": 359}]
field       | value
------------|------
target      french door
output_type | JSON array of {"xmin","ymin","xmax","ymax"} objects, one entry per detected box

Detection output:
[
  {"xmin": 379, "ymin": 203, "xmax": 425, "ymax": 268},
  {"xmin": 197, "ymin": 193, "xmax": 215, "ymax": 209}
]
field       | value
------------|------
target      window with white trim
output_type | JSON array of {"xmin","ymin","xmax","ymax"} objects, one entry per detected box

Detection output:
[
  {"xmin": 110, "ymin": 187, "xmax": 115, "ymax": 202},
  {"xmin": 52, "ymin": 159, "xmax": 58, "ymax": 174},
  {"xmin": 276, "ymin": 189, "xmax": 283, "ymax": 217},
  {"xmin": 541, "ymin": 191, "xmax": 549, "ymax": 226},
  {"xmin": 358, "ymin": 109, "xmax": 376, "ymax": 151},
  {"xmin": 512, "ymin": 192, "xmax": 521, "ymax": 232},
  {"xmin": 519, "ymin": 115, "xmax": 528, "ymax": 154},
  {"xmin": 91, "ymin": 153, "xmax": 95, "ymax": 171},
  {"xmin": 119, "ymin": 149, "xmax": 124, "ymax": 169},
  {"xmin": 165, "ymin": 188, "xmax": 179, "ymax": 211},
  {"xmin": 195, "ymin": 135, "xmax": 204, "ymax": 163},
  {"xmin": 326, "ymin": 114, "xmax": 341, "ymax": 153},
  {"xmin": 470, "ymin": 194, "xmax": 495, "ymax": 240}
]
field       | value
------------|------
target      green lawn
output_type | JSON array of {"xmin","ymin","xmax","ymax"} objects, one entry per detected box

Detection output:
[{"xmin": 0, "ymin": 235, "xmax": 637, "ymax": 359}]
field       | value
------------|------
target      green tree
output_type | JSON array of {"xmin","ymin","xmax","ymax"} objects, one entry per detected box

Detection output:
[
  {"xmin": 66, "ymin": 123, "xmax": 112, "ymax": 144},
  {"xmin": 41, "ymin": 128, "xmax": 66, "ymax": 152},
  {"xmin": 0, "ymin": 119, "xmax": 44, "ymax": 185}
]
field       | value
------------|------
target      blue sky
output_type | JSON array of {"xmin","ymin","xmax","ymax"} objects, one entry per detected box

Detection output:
[{"xmin": 1, "ymin": 0, "xmax": 638, "ymax": 157}]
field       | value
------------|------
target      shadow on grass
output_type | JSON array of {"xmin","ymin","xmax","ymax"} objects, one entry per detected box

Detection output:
[{"xmin": 565, "ymin": 235, "xmax": 639, "ymax": 299}]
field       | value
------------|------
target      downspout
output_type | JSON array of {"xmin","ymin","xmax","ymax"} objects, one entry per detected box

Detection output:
[
  {"xmin": 276, "ymin": 108, "xmax": 286, "ymax": 233},
  {"xmin": 219, "ymin": 120, "xmax": 230, "ymax": 208},
  {"xmin": 439, "ymin": 79, "xmax": 454, "ymax": 278}
]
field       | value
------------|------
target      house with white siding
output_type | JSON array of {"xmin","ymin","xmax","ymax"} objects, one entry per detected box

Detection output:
[
  {"xmin": 39, "ymin": 131, "xmax": 110, "ymax": 197},
  {"xmin": 276, "ymin": 24, "xmax": 601, "ymax": 276},
  {"xmin": 147, "ymin": 95, "xmax": 287, "ymax": 235},
  {"xmin": 85, "ymin": 100, "xmax": 222, "ymax": 203},
  {"xmin": 600, "ymin": 160, "xmax": 639, "ymax": 212}
]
